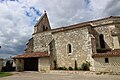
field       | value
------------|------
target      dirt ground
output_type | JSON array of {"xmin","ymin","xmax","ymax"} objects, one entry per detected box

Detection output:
[{"xmin": 0, "ymin": 71, "xmax": 120, "ymax": 80}]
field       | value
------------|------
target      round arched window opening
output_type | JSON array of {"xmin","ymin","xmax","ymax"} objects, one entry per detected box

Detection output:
[
  {"xmin": 67, "ymin": 44, "xmax": 72, "ymax": 53},
  {"xmin": 99, "ymin": 34, "xmax": 105, "ymax": 48},
  {"xmin": 43, "ymin": 25, "xmax": 48, "ymax": 31}
]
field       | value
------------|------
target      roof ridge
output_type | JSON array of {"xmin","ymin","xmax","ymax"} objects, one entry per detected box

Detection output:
[{"xmin": 12, "ymin": 52, "xmax": 49, "ymax": 59}]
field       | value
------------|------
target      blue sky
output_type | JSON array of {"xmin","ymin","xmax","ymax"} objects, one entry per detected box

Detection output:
[{"xmin": 0, "ymin": 0, "xmax": 120, "ymax": 58}]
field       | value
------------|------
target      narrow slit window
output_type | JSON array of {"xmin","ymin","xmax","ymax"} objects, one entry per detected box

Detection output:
[
  {"xmin": 68, "ymin": 44, "xmax": 72, "ymax": 53},
  {"xmin": 74, "ymin": 60, "xmax": 77, "ymax": 70},
  {"xmin": 43, "ymin": 26, "xmax": 46, "ymax": 31}
]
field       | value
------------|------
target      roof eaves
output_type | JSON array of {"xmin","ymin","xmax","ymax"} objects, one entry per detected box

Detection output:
[{"xmin": 52, "ymin": 24, "xmax": 91, "ymax": 34}]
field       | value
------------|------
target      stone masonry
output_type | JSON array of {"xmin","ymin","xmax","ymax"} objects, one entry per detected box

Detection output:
[
  {"xmin": 52, "ymin": 26, "xmax": 92, "ymax": 68},
  {"xmin": 14, "ymin": 12, "xmax": 120, "ymax": 73}
]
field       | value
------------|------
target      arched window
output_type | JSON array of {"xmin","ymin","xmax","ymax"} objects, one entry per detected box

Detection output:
[
  {"xmin": 99, "ymin": 34, "xmax": 105, "ymax": 48},
  {"xmin": 67, "ymin": 44, "xmax": 72, "ymax": 53}
]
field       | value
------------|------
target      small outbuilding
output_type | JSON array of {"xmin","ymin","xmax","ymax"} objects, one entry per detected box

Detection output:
[{"xmin": 13, "ymin": 52, "xmax": 50, "ymax": 72}]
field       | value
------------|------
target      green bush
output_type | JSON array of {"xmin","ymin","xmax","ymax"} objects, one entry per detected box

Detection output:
[
  {"xmin": 57, "ymin": 67, "xmax": 63, "ymax": 70},
  {"xmin": 74, "ymin": 67, "xmax": 78, "ymax": 70},
  {"xmin": 57, "ymin": 66, "xmax": 67, "ymax": 70},
  {"xmin": 68, "ymin": 66, "xmax": 73, "ymax": 70},
  {"xmin": 63, "ymin": 66, "xmax": 67, "ymax": 70},
  {"xmin": 77, "ymin": 67, "xmax": 82, "ymax": 70},
  {"xmin": 81, "ymin": 61, "xmax": 90, "ymax": 71}
]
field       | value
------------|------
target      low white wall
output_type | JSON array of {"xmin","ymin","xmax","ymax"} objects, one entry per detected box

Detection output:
[
  {"xmin": 15, "ymin": 59, "xmax": 24, "ymax": 72},
  {"xmin": 93, "ymin": 57, "xmax": 120, "ymax": 72},
  {"xmin": 38, "ymin": 57, "xmax": 50, "ymax": 72}
]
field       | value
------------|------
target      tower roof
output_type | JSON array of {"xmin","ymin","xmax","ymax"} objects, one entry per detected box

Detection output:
[{"xmin": 34, "ymin": 11, "xmax": 48, "ymax": 27}]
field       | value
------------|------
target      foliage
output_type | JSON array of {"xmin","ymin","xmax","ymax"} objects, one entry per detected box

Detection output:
[
  {"xmin": 63, "ymin": 66, "xmax": 67, "ymax": 70},
  {"xmin": 68, "ymin": 66, "xmax": 73, "ymax": 70},
  {"xmin": 74, "ymin": 67, "xmax": 78, "ymax": 70},
  {"xmin": 0, "ymin": 72, "xmax": 13, "ymax": 77},
  {"xmin": 81, "ymin": 61, "xmax": 91, "ymax": 71},
  {"xmin": 57, "ymin": 61, "xmax": 91, "ymax": 71},
  {"xmin": 57, "ymin": 66, "xmax": 67, "ymax": 70},
  {"xmin": 2, "ymin": 60, "xmax": 15, "ymax": 72},
  {"xmin": 77, "ymin": 67, "xmax": 82, "ymax": 70}
]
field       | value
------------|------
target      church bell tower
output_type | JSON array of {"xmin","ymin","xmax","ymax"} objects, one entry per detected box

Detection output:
[{"xmin": 34, "ymin": 11, "xmax": 51, "ymax": 34}]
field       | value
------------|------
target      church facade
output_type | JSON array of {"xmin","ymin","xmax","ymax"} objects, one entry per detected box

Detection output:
[{"xmin": 13, "ymin": 12, "xmax": 120, "ymax": 73}]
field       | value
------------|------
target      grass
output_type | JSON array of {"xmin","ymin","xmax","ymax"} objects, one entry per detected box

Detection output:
[{"xmin": 0, "ymin": 72, "xmax": 13, "ymax": 77}]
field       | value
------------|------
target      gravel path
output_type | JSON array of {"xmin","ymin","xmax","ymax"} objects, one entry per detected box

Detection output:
[{"xmin": 0, "ymin": 71, "xmax": 120, "ymax": 80}]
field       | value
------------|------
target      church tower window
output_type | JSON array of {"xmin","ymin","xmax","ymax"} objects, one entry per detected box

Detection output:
[
  {"xmin": 43, "ymin": 26, "xmax": 46, "ymax": 31},
  {"xmin": 43, "ymin": 25, "xmax": 48, "ymax": 31}
]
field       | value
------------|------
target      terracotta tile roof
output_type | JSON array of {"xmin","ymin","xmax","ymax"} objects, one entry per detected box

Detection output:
[
  {"xmin": 13, "ymin": 52, "xmax": 49, "ymax": 59},
  {"xmin": 32, "ymin": 16, "xmax": 120, "ymax": 35},
  {"xmin": 52, "ymin": 24, "xmax": 91, "ymax": 33},
  {"xmin": 92, "ymin": 49, "xmax": 120, "ymax": 58},
  {"xmin": 51, "ymin": 16, "xmax": 120, "ymax": 34}
]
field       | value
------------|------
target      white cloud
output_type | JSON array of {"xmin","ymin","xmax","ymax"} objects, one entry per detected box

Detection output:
[
  {"xmin": 0, "ymin": 0, "xmax": 34, "ymax": 58},
  {"xmin": 34, "ymin": 0, "xmax": 91, "ymax": 27},
  {"xmin": 29, "ymin": 0, "xmax": 113, "ymax": 28},
  {"xmin": 90, "ymin": 0, "xmax": 111, "ymax": 10},
  {"xmin": 104, "ymin": 0, "xmax": 120, "ymax": 16}
]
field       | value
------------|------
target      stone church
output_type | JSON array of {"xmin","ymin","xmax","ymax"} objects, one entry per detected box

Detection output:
[{"xmin": 13, "ymin": 12, "xmax": 120, "ymax": 73}]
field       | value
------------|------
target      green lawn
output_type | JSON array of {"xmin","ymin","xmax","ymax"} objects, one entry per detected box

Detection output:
[{"xmin": 0, "ymin": 72, "xmax": 13, "ymax": 77}]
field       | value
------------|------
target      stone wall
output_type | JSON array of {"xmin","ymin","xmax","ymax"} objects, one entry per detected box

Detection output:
[
  {"xmin": 49, "ymin": 39, "xmax": 57, "ymax": 70},
  {"xmin": 33, "ymin": 31, "xmax": 52, "ymax": 52},
  {"xmin": 91, "ymin": 25, "xmax": 115, "ymax": 50},
  {"xmin": 90, "ymin": 19, "xmax": 120, "ymax": 71},
  {"xmin": 52, "ymin": 26, "xmax": 93, "ymax": 68},
  {"xmin": 93, "ymin": 57, "xmax": 120, "ymax": 72},
  {"xmin": 25, "ymin": 38, "xmax": 33, "ymax": 53},
  {"xmin": 114, "ymin": 25, "xmax": 120, "ymax": 49},
  {"xmin": 90, "ymin": 18, "xmax": 120, "ymax": 50},
  {"xmin": 0, "ymin": 59, "xmax": 3, "ymax": 71},
  {"xmin": 38, "ymin": 57, "xmax": 50, "ymax": 72},
  {"xmin": 15, "ymin": 59, "xmax": 24, "ymax": 72}
]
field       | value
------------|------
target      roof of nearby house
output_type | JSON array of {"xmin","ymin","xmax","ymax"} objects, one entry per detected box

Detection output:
[
  {"xmin": 0, "ymin": 58, "xmax": 3, "ymax": 60},
  {"xmin": 12, "ymin": 52, "xmax": 49, "ymax": 59},
  {"xmin": 92, "ymin": 49, "xmax": 120, "ymax": 58}
]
